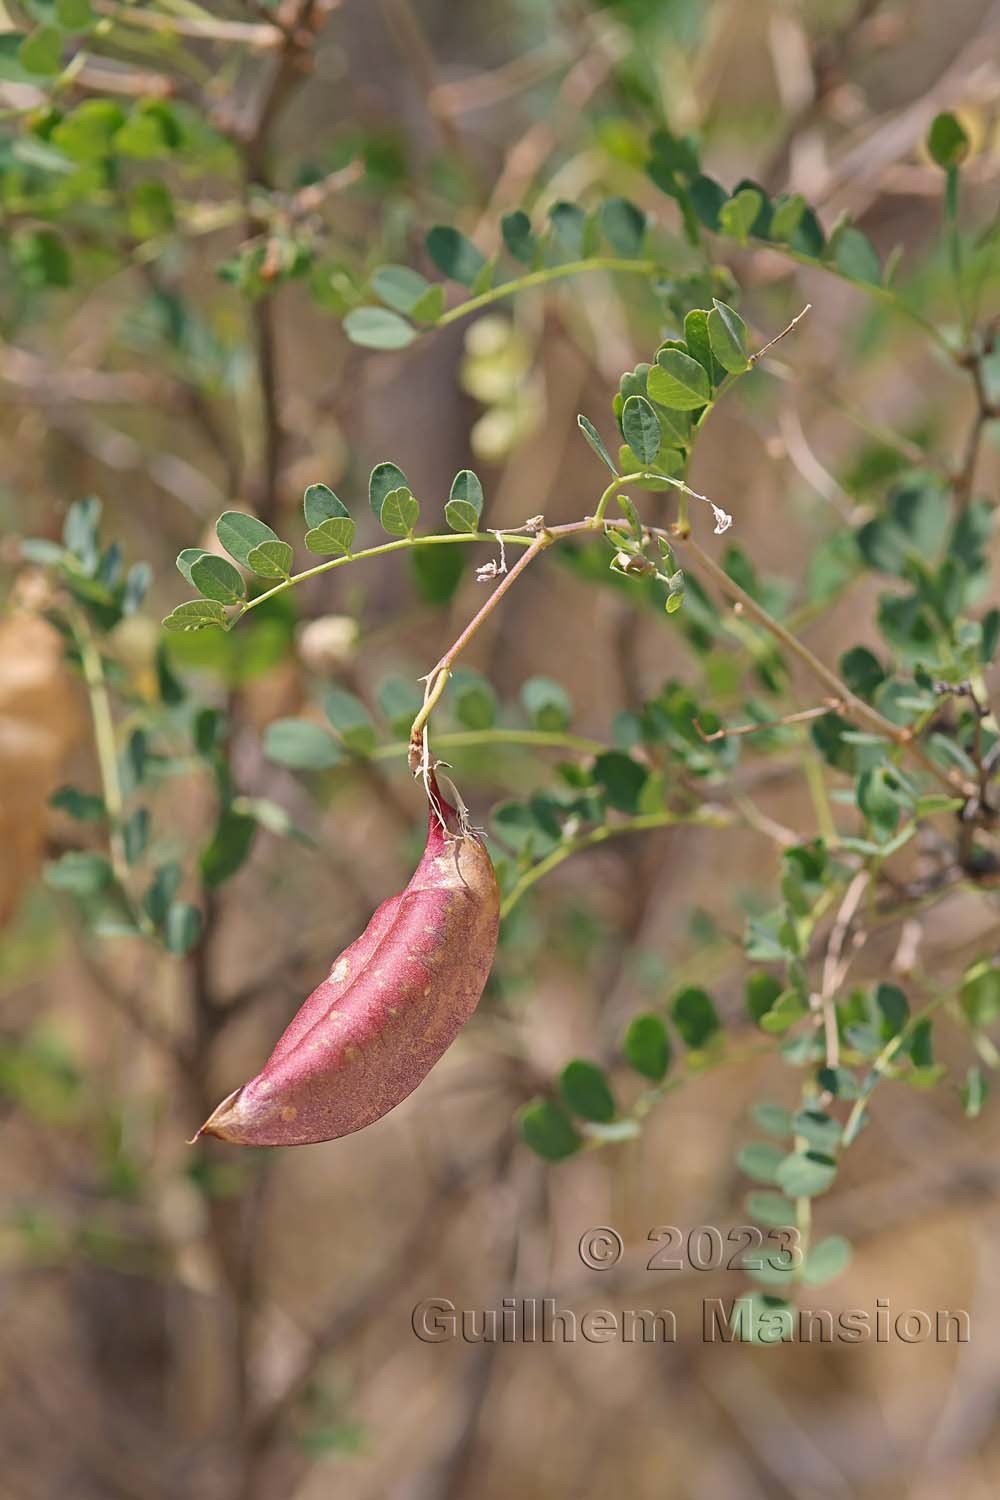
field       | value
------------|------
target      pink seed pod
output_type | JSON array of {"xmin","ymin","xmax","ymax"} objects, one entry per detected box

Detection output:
[{"xmin": 194, "ymin": 776, "xmax": 499, "ymax": 1147}]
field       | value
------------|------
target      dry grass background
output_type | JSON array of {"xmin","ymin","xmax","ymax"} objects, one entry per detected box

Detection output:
[{"xmin": 1, "ymin": 0, "xmax": 1000, "ymax": 1496}]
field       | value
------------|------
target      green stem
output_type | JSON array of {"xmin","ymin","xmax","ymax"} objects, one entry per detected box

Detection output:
[
  {"xmin": 794, "ymin": 1182, "xmax": 812, "ymax": 1273},
  {"xmin": 237, "ymin": 529, "xmax": 536, "ymax": 618},
  {"xmin": 802, "ymin": 744, "xmax": 837, "ymax": 845},
  {"xmin": 499, "ymin": 807, "xmax": 731, "ymax": 919},
  {"xmin": 233, "ymin": 471, "xmax": 681, "ymax": 628},
  {"xmin": 593, "ymin": 469, "xmax": 664, "ymax": 524},
  {"xmin": 370, "ymin": 727, "xmax": 607, "ymax": 761},
  {"xmin": 435, "ymin": 258, "xmax": 661, "ymax": 329},
  {"xmin": 73, "ymin": 611, "xmax": 128, "ymax": 886}
]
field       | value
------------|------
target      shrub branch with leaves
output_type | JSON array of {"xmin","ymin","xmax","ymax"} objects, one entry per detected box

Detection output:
[{"xmin": 8, "ymin": 0, "xmax": 999, "ymax": 1368}]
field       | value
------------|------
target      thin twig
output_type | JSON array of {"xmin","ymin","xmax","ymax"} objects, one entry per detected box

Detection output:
[
  {"xmin": 671, "ymin": 529, "xmax": 975, "ymax": 798},
  {"xmin": 94, "ymin": 2, "xmax": 284, "ymax": 46},
  {"xmin": 749, "ymin": 303, "xmax": 812, "ymax": 364},
  {"xmin": 694, "ymin": 701, "xmax": 839, "ymax": 742},
  {"xmin": 953, "ymin": 343, "xmax": 998, "ymax": 508},
  {"xmin": 817, "ymin": 870, "xmax": 870, "ymax": 1071},
  {"xmin": 378, "ymin": 0, "xmax": 466, "ymax": 159}
]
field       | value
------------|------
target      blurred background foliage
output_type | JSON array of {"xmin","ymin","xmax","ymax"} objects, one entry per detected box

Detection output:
[{"xmin": 1, "ymin": 0, "xmax": 999, "ymax": 1496}]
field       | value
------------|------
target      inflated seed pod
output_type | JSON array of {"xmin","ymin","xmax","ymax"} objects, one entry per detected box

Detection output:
[{"xmin": 194, "ymin": 777, "xmax": 499, "ymax": 1147}]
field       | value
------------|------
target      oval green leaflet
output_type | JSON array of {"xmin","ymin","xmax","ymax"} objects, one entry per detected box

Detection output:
[
  {"xmin": 246, "ymin": 540, "xmax": 293, "ymax": 579},
  {"xmin": 647, "ymin": 348, "xmax": 711, "ymax": 410},
  {"xmin": 445, "ymin": 469, "xmax": 484, "ymax": 532},
  {"xmin": 162, "ymin": 599, "xmax": 228, "ymax": 632},
  {"xmin": 621, "ymin": 394, "xmax": 662, "ymax": 464},
  {"xmin": 217, "ymin": 511, "xmax": 282, "ymax": 569},
  {"xmin": 303, "ymin": 483, "xmax": 355, "ymax": 554},
  {"xmin": 193, "ymin": 555, "xmax": 247, "ymax": 606},
  {"xmin": 379, "ymin": 487, "xmax": 420, "ymax": 536}
]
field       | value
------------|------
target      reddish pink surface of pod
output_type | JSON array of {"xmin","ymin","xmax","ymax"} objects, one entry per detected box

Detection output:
[{"xmin": 195, "ymin": 781, "xmax": 499, "ymax": 1147}]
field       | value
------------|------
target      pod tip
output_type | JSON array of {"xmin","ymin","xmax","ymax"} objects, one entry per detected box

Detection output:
[{"xmin": 189, "ymin": 1086, "xmax": 247, "ymax": 1146}]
